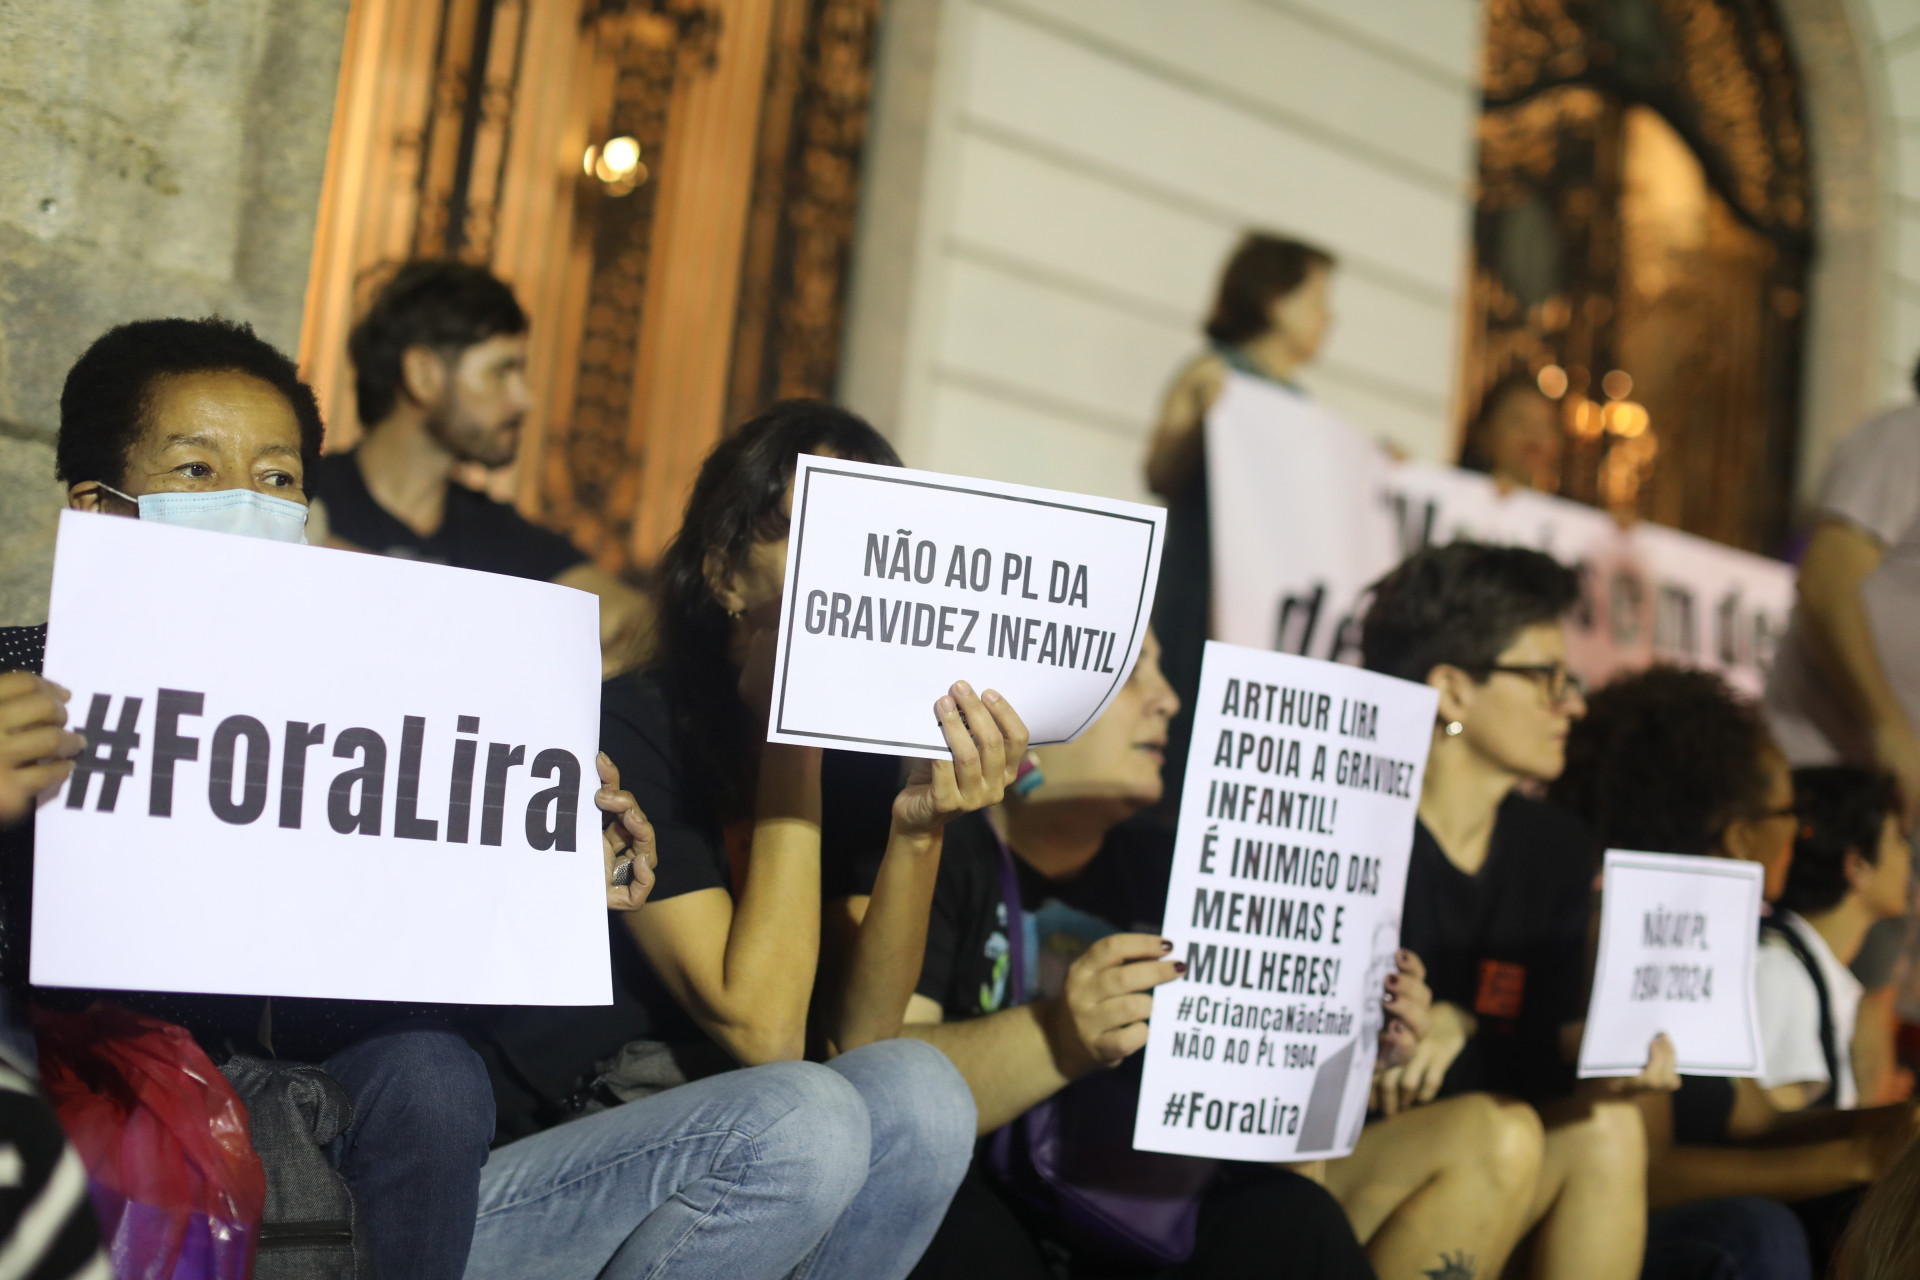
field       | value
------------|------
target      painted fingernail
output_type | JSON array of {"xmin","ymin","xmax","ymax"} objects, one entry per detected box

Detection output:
[
  {"xmin": 1159, "ymin": 939, "xmax": 1173, "ymax": 952},
  {"xmin": 1172, "ymin": 961, "xmax": 1187, "ymax": 975}
]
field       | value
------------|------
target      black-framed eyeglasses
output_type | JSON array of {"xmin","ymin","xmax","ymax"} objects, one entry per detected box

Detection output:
[{"xmin": 1467, "ymin": 662, "xmax": 1586, "ymax": 704}]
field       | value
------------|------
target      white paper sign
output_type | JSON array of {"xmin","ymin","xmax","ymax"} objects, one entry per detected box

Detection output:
[
  {"xmin": 33, "ymin": 509, "xmax": 611, "ymax": 1006},
  {"xmin": 769, "ymin": 455, "xmax": 1165, "ymax": 758},
  {"xmin": 1206, "ymin": 374, "xmax": 1793, "ymax": 695},
  {"xmin": 1578, "ymin": 850, "xmax": 1765, "ymax": 1078},
  {"xmin": 1134, "ymin": 642, "xmax": 1437, "ymax": 1160}
]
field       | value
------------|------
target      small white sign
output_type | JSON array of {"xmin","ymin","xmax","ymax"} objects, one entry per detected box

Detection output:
[
  {"xmin": 33, "ymin": 509, "xmax": 611, "ymax": 1006},
  {"xmin": 1578, "ymin": 850, "xmax": 1765, "ymax": 1078},
  {"xmin": 768, "ymin": 455, "xmax": 1165, "ymax": 758},
  {"xmin": 1134, "ymin": 642, "xmax": 1437, "ymax": 1161}
]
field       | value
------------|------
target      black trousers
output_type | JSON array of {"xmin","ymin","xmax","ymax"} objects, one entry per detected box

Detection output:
[{"xmin": 908, "ymin": 1162, "xmax": 1376, "ymax": 1280}]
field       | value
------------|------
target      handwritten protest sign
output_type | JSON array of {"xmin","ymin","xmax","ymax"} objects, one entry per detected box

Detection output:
[
  {"xmin": 769, "ymin": 455, "xmax": 1164, "ymax": 758},
  {"xmin": 1578, "ymin": 851, "xmax": 1765, "ymax": 1077},
  {"xmin": 34, "ymin": 510, "xmax": 611, "ymax": 1005},
  {"xmin": 1134, "ymin": 642, "xmax": 1437, "ymax": 1160}
]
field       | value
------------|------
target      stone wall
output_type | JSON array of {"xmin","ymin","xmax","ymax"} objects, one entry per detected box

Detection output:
[{"xmin": 0, "ymin": 0, "xmax": 349, "ymax": 624}]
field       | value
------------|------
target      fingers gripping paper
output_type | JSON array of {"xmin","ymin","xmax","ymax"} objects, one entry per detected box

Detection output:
[
  {"xmin": 33, "ymin": 510, "xmax": 610, "ymax": 1006},
  {"xmin": 1135, "ymin": 643, "xmax": 1437, "ymax": 1161},
  {"xmin": 768, "ymin": 456, "xmax": 1165, "ymax": 758}
]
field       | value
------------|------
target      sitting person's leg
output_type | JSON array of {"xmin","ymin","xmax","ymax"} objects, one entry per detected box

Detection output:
[
  {"xmin": 1645, "ymin": 1196, "xmax": 1811, "ymax": 1280},
  {"xmin": 1523, "ymin": 1098, "xmax": 1650, "ymax": 1280},
  {"xmin": 466, "ymin": 1058, "xmax": 873, "ymax": 1280},
  {"xmin": 1323, "ymin": 1092, "xmax": 1544, "ymax": 1279},
  {"xmin": 905, "ymin": 1165, "xmax": 1051, "ymax": 1280},
  {"xmin": 323, "ymin": 1020, "xmax": 495, "ymax": 1280},
  {"xmin": 799, "ymin": 1038, "xmax": 976, "ymax": 1280}
]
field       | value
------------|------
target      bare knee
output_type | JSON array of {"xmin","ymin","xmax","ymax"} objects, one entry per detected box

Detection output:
[
  {"xmin": 1457, "ymin": 1094, "xmax": 1544, "ymax": 1195},
  {"xmin": 1487, "ymin": 1097, "xmax": 1547, "ymax": 1192},
  {"xmin": 1556, "ymin": 1100, "xmax": 1646, "ymax": 1186}
]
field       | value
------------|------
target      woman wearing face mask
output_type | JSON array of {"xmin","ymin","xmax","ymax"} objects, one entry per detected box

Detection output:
[
  {"xmin": 1551, "ymin": 668, "xmax": 1920, "ymax": 1278},
  {"xmin": 1144, "ymin": 232, "xmax": 1334, "ymax": 814},
  {"xmin": 1359, "ymin": 542, "xmax": 1676, "ymax": 1280},
  {"xmin": 9, "ymin": 317, "xmax": 654, "ymax": 1280},
  {"xmin": 471, "ymin": 400, "xmax": 1015, "ymax": 1279}
]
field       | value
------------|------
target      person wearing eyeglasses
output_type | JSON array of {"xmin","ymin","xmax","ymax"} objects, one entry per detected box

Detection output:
[
  {"xmin": 1550, "ymin": 667, "xmax": 1920, "ymax": 1279},
  {"xmin": 1359, "ymin": 542, "xmax": 1675, "ymax": 1280}
]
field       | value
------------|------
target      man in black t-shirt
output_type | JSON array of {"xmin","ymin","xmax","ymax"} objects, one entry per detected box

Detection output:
[{"xmin": 310, "ymin": 261, "xmax": 649, "ymax": 674}]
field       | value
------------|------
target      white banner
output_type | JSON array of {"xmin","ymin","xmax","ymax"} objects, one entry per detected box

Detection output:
[
  {"xmin": 1578, "ymin": 851, "xmax": 1765, "ymax": 1078},
  {"xmin": 1134, "ymin": 642, "xmax": 1437, "ymax": 1161},
  {"xmin": 1207, "ymin": 375, "xmax": 1792, "ymax": 695},
  {"xmin": 34, "ymin": 510, "xmax": 611, "ymax": 1006},
  {"xmin": 770, "ymin": 455, "xmax": 1164, "ymax": 758}
]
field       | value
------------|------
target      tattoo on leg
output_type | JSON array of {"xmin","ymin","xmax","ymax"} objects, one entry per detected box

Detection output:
[{"xmin": 1423, "ymin": 1251, "xmax": 1475, "ymax": 1280}]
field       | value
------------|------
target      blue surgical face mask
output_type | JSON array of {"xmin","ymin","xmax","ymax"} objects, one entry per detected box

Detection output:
[{"xmin": 99, "ymin": 484, "xmax": 309, "ymax": 545}]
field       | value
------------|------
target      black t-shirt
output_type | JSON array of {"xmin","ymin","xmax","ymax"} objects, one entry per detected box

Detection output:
[
  {"xmin": 312, "ymin": 450, "xmax": 586, "ymax": 581},
  {"xmin": 1401, "ymin": 792, "xmax": 1597, "ymax": 1102},
  {"xmin": 470, "ymin": 671, "xmax": 900, "ymax": 1142},
  {"xmin": 914, "ymin": 812, "xmax": 1172, "ymax": 1021}
]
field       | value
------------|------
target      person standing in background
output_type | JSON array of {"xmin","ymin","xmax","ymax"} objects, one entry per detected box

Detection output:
[
  {"xmin": 309, "ymin": 261, "xmax": 651, "ymax": 676},
  {"xmin": 1143, "ymin": 233, "xmax": 1334, "ymax": 813},
  {"xmin": 1459, "ymin": 371, "xmax": 1565, "ymax": 495},
  {"xmin": 1764, "ymin": 354, "xmax": 1920, "ymax": 1106}
]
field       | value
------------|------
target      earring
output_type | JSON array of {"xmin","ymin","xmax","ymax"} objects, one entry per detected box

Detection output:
[{"xmin": 1444, "ymin": 721, "xmax": 1464, "ymax": 737}]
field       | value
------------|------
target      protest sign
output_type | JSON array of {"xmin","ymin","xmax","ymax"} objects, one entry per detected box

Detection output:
[
  {"xmin": 769, "ymin": 454, "xmax": 1165, "ymax": 758},
  {"xmin": 33, "ymin": 510, "xmax": 611, "ymax": 1006},
  {"xmin": 1134, "ymin": 641, "xmax": 1437, "ymax": 1161},
  {"xmin": 1207, "ymin": 373, "xmax": 1792, "ymax": 695},
  {"xmin": 1578, "ymin": 850, "xmax": 1765, "ymax": 1078}
]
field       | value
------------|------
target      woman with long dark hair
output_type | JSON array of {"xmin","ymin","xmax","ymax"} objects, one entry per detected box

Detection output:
[{"xmin": 466, "ymin": 401, "xmax": 1022, "ymax": 1279}]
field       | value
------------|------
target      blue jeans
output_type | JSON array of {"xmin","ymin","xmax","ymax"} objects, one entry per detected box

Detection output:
[
  {"xmin": 1643, "ymin": 1196, "xmax": 1812, "ymax": 1280},
  {"xmin": 465, "ymin": 1038, "xmax": 976, "ymax": 1280},
  {"xmin": 325, "ymin": 1022, "xmax": 497, "ymax": 1280}
]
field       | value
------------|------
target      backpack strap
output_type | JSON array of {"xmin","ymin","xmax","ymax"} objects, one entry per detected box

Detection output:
[
  {"xmin": 1761, "ymin": 918, "xmax": 1839, "ymax": 1109},
  {"xmin": 990, "ymin": 826, "xmax": 1028, "ymax": 1006}
]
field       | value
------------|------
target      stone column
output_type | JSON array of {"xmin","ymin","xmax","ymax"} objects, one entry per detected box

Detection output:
[{"xmin": 0, "ymin": 0, "xmax": 350, "ymax": 624}]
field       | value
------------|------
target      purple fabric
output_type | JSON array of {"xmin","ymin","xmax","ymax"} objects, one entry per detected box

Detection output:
[{"xmin": 983, "ymin": 830, "xmax": 1211, "ymax": 1268}]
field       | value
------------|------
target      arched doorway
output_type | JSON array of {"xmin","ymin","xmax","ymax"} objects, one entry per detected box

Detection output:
[{"xmin": 1464, "ymin": 0, "xmax": 1812, "ymax": 553}]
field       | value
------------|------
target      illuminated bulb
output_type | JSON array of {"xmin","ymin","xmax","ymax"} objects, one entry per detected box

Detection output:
[
  {"xmin": 600, "ymin": 136, "xmax": 640, "ymax": 178},
  {"xmin": 582, "ymin": 144, "xmax": 598, "ymax": 176},
  {"xmin": 1536, "ymin": 364, "xmax": 1569, "ymax": 398},
  {"xmin": 1602, "ymin": 369, "xmax": 1633, "ymax": 401}
]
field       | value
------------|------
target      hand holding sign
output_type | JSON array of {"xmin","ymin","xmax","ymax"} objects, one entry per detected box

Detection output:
[
  {"xmin": 1041, "ymin": 932, "xmax": 1185, "ymax": 1078},
  {"xmin": 595, "ymin": 751, "xmax": 658, "ymax": 913},
  {"xmin": 892, "ymin": 682, "xmax": 1031, "ymax": 839},
  {"xmin": 1376, "ymin": 951, "xmax": 1432, "ymax": 1073},
  {"xmin": 0, "ymin": 672, "xmax": 84, "ymax": 825}
]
